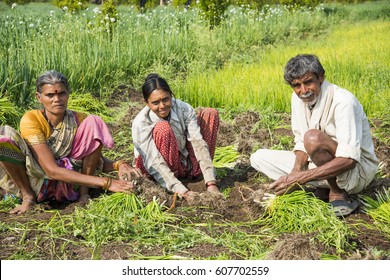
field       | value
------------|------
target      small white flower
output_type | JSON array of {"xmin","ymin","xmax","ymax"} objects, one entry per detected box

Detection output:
[
  {"xmin": 93, "ymin": 7, "xmax": 101, "ymax": 14},
  {"xmin": 29, "ymin": 23, "xmax": 34, "ymax": 28},
  {"xmin": 62, "ymin": 6, "xmax": 68, "ymax": 12},
  {"xmin": 11, "ymin": 3, "xmax": 17, "ymax": 9},
  {"xmin": 110, "ymin": 17, "xmax": 116, "ymax": 23},
  {"xmin": 77, "ymin": 2, "xmax": 82, "ymax": 5},
  {"xmin": 49, "ymin": 10, "xmax": 55, "ymax": 16}
]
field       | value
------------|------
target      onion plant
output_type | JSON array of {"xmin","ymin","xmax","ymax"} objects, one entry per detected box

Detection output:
[
  {"xmin": 360, "ymin": 187, "xmax": 390, "ymax": 238},
  {"xmin": 213, "ymin": 145, "xmax": 240, "ymax": 169},
  {"xmin": 213, "ymin": 145, "xmax": 241, "ymax": 178},
  {"xmin": 67, "ymin": 93, "xmax": 113, "ymax": 123},
  {"xmin": 2, "ymin": 2, "xmax": 388, "ymax": 119},
  {"xmin": 255, "ymin": 190, "xmax": 351, "ymax": 254},
  {"xmin": 0, "ymin": 97, "xmax": 21, "ymax": 127},
  {"xmin": 0, "ymin": 195, "xmax": 20, "ymax": 212}
]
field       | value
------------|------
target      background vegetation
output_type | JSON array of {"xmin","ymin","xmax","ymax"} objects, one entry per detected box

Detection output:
[
  {"xmin": 0, "ymin": 0, "xmax": 389, "ymax": 260},
  {"xmin": 0, "ymin": 0, "xmax": 389, "ymax": 127}
]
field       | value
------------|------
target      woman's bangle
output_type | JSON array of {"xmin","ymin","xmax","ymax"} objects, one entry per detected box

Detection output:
[
  {"xmin": 102, "ymin": 177, "xmax": 112, "ymax": 190},
  {"xmin": 206, "ymin": 181, "xmax": 218, "ymax": 188},
  {"xmin": 113, "ymin": 160, "xmax": 127, "ymax": 171}
]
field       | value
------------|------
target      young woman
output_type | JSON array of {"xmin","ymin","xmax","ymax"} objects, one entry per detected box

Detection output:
[
  {"xmin": 132, "ymin": 73, "xmax": 220, "ymax": 199},
  {"xmin": 0, "ymin": 70, "xmax": 141, "ymax": 214}
]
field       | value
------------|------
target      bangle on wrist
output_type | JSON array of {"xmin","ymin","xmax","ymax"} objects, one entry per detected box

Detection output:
[
  {"xmin": 206, "ymin": 181, "xmax": 218, "ymax": 188},
  {"xmin": 113, "ymin": 160, "xmax": 127, "ymax": 171},
  {"xmin": 102, "ymin": 177, "xmax": 112, "ymax": 190}
]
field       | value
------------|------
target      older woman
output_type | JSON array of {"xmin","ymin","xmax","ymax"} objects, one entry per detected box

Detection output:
[
  {"xmin": 132, "ymin": 73, "xmax": 220, "ymax": 199},
  {"xmin": 0, "ymin": 70, "xmax": 141, "ymax": 214}
]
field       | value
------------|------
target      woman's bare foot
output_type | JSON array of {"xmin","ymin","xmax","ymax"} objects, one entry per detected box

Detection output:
[
  {"xmin": 78, "ymin": 194, "xmax": 91, "ymax": 206},
  {"xmin": 10, "ymin": 197, "xmax": 35, "ymax": 214}
]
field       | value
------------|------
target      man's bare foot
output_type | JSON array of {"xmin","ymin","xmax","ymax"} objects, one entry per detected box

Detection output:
[
  {"xmin": 10, "ymin": 198, "xmax": 35, "ymax": 214},
  {"xmin": 329, "ymin": 190, "xmax": 346, "ymax": 202},
  {"xmin": 314, "ymin": 188, "xmax": 330, "ymax": 201},
  {"xmin": 327, "ymin": 178, "xmax": 347, "ymax": 202}
]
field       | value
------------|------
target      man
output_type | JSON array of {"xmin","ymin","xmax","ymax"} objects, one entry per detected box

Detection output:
[{"xmin": 250, "ymin": 54, "xmax": 378, "ymax": 216}]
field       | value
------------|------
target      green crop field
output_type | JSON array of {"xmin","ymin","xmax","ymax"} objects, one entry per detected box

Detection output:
[{"xmin": 0, "ymin": 1, "xmax": 389, "ymax": 118}]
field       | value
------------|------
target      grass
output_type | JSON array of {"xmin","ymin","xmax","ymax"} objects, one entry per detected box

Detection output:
[
  {"xmin": 1, "ymin": 2, "xmax": 388, "ymax": 120},
  {"xmin": 177, "ymin": 20, "xmax": 390, "ymax": 117}
]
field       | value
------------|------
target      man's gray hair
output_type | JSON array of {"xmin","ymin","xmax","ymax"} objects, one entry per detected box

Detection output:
[
  {"xmin": 283, "ymin": 54, "xmax": 325, "ymax": 85},
  {"xmin": 36, "ymin": 70, "xmax": 70, "ymax": 94}
]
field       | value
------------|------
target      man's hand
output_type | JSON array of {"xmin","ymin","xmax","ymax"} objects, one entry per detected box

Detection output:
[{"xmin": 269, "ymin": 173, "xmax": 300, "ymax": 195}]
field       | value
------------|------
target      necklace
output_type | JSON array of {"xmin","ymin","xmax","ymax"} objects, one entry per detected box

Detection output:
[{"xmin": 42, "ymin": 109, "xmax": 62, "ymax": 131}]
